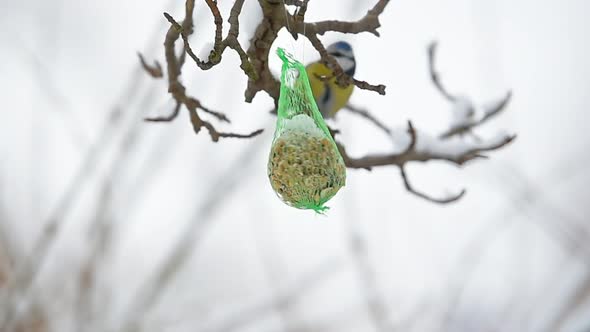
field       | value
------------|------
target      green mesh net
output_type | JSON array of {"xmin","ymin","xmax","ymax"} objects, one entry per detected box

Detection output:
[{"xmin": 267, "ymin": 48, "xmax": 346, "ymax": 213}]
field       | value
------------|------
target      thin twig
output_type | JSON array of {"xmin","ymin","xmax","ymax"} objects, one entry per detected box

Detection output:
[
  {"xmin": 137, "ymin": 52, "xmax": 163, "ymax": 78},
  {"xmin": 338, "ymin": 132, "xmax": 515, "ymax": 170},
  {"xmin": 336, "ymin": 118, "xmax": 513, "ymax": 203},
  {"xmin": 352, "ymin": 78, "xmax": 387, "ymax": 95},
  {"xmin": 149, "ymin": 0, "xmax": 515, "ymax": 206},
  {"xmin": 400, "ymin": 122, "xmax": 465, "ymax": 204},
  {"xmin": 428, "ymin": 41, "xmax": 456, "ymax": 102},
  {"xmin": 342, "ymin": 192, "xmax": 395, "ymax": 332},
  {"xmin": 200, "ymin": 260, "xmax": 344, "ymax": 332},
  {"xmin": 163, "ymin": 12, "xmax": 216, "ymax": 70},
  {"xmin": 298, "ymin": 0, "xmax": 389, "ymax": 95},
  {"xmin": 160, "ymin": 4, "xmax": 263, "ymax": 141},
  {"xmin": 193, "ymin": 99, "xmax": 231, "ymax": 123},
  {"xmin": 248, "ymin": 211, "xmax": 302, "ymax": 332},
  {"xmin": 540, "ymin": 273, "xmax": 590, "ymax": 332},
  {"xmin": 305, "ymin": 32, "xmax": 386, "ymax": 94},
  {"xmin": 162, "ymin": 2, "xmax": 256, "ymax": 80},
  {"xmin": 300, "ymin": 0, "xmax": 390, "ymax": 36},
  {"xmin": 0, "ymin": 72, "xmax": 155, "ymax": 332},
  {"xmin": 439, "ymin": 91, "xmax": 512, "ymax": 139},
  {"xmin": 344, "ymin": 104, "xmax": 391, "ymax": 135},
  {"xmin": 400, "ymin": 167, "xmax": 466, "ymax": 204},
  {"xmin": 436, "ymin": 157, "xmax": 590, "ymax": 331},
  {"xmin": 144, "ymin": 102, "xmax": 181, "ymax": 122},
  {"xmin": 118, "ymin": 132, "xmax": 268, "ymax": 332}
]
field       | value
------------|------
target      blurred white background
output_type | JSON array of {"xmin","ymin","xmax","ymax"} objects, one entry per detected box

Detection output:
[{"xmin": 1, "ymin": 0, "xmax": 589, "ymax": 331}]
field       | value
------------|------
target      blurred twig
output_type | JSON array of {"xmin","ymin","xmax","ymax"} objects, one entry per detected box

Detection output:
[
  {"xmin": 74, "ymin": 84, "xmax": 162, "ymax": 331},
  {"xmin": 335, "ymin": 41, "xmax": 514, "ymax": 204},
  {"xmin": 137, "ymin": 52, "xmax": 163, "ymax": 78},
  {"xmin": 428, "ymin": 41, "xmax": 512, "ymax": 140},
  {"xmin": 112, "ymin": 103, "xmax": 183, "ymax": 215},
  {"xmin": 201, "ymin": 260, "xmax": 344, "ymax": 332},
  {"xmin": 118, "ymin": 127, "xmax": 269, "ymax": 332},
  {"xmin": 435, "ymin": 154, "xmax": 590, "ymax": 331},
  {"xmin": 14, "ymin": 37, "xmax": 89, "ymax": 148},
  {"xmin": 499, "ymin": 163, "xmax": 590, "ymax": 262},
  {"xmin": 344, "ymin": 103, "xmax": 391, "ymax": 135},
  {"xmin": 248, "ymin": 211, "xmax": 302, "ymax": 332},
  {"xmin": 439, "ymin": 92, "xmax": 512, "ymax": 139},
  {"xmin": 427, "ymin": 41, "xmax": 456, "ymax": 102},
  {"xmin": 342, "ymin": 190, "xmax": 395, "ymax": 332},
  {"xmin": 540, "ymin": 273, "xmax": 590, "ymax": 332},
  {"xmin": 399, "ymin": 166, "xmax": 466, "ymax": 204},
  {"xmin": 0, "ymin": 103, "xmax": 137, "ymax": 328},
  {"xmin": 0, "ymin": 196, "xmax": 18, "ymax": 289},
  {"xmin": 0, "ymin": 5, "xmax": 180, "ymax": 327}
]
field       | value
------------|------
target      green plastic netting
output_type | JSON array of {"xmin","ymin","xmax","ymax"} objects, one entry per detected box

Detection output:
[{"xmin": 267, "ymin": 48, "xmax": 346, "ymax": 213}]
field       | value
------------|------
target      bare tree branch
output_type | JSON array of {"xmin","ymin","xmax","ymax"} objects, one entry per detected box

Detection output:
[
  {"xmin": 439, "ymin": 91, "xmax": 512, "ymax": 139},
  {"xmin": 244, "ymin": 0, "xmax": 389, "ymax": 102},
  {"xmin": 428, "ymin": 41, "xmax": 456, "ymax": 102},
  {"xmin": 324, "ymin": 39, "xmax": 515, "ymax": 203},
  {"xmin": 300, "ymin": 0, "xmax": 390, "ymax": 36},
  {"xmin": 162, "ymin": 1, "xmax": 257, "ymax": 79},
  {"xmin": 293, "ymin": 0, "xmax": 309, "ymax": 36},
  {"xmin": 338, "ymin": 132, "xmax": 515, "ymax": 170},
  {"xmin": 283, "ymin": 0, "xmax": 307, "ymax": 6},
  {"xmin": 400, "ymin": 166, "xmax": 466, "ymax": 204},
  {"xmin": 244, "ymin": 1, "xmax": 283, "ymax": 102},
  {"xmin": 199, "ymin": 102, "xmax": 231, "ymax": 123},
  {"xmin": 337, "ymin": 117, "xmax": 514, "ymax": 203},
  {"xmin": 305, "ymin": 32, "xmax": 386, "ymax": 95},
  {"xmin": 429, "ymin": 41, "xmax": 513, "ymax": 139},
  {"xmin": 144, "ymin": 102, "xmax": 181, "ymax": 122},
  {"xmin": 145, "ymin": 1, "xmax": 515, "ymax": 204},
  {"xmin": 153, "ymin": 2, "xmax": 263, "ymax": 142},
  {"xmin": 137, "ymin": 52, "xmax": 163, "ymax": 78}
]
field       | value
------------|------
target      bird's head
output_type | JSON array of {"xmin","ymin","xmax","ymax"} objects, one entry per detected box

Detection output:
[{"xmin": 326, "ymin": 41, "xmax": 356, "ymax": 76}]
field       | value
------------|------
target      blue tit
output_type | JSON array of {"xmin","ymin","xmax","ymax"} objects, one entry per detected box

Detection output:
[{"xmin": 306, "ymin": 41, "xmax": 356, "ymax": 119}]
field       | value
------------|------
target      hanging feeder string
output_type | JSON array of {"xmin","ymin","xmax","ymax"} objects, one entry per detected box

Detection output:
[{"xmin": 281, "ymin": 0, "xmax": 305, "ymax": 62}]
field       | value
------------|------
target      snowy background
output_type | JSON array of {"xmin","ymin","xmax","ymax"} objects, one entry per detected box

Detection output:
[{"xmin": 1, "ymin": 0, "xmax": 590, "ymax": 331}]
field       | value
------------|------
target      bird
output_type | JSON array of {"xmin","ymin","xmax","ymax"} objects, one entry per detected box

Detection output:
[{"xmin": 306, "ymin": 41, "xmax": 356, "ymax": 119}]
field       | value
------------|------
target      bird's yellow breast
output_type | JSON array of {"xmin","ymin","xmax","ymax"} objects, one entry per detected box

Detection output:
[{"xmin": 306, "ymin": 62, "xmax": 354, "ymax": 118}]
